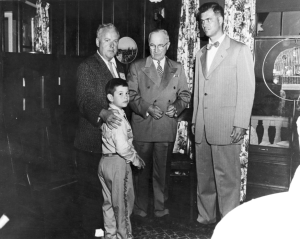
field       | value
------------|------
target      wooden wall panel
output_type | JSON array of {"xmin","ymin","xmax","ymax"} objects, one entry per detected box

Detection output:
[
  {"xmin": 257, "ymin": 0, "xmax": 300, "ymax": 13},
  {"xmin": 2, "ymin": 53, "xmax": 81, "ymax": 198},
  {"xmin": 51, "ymin": 0, "xmax": 65, "ymax": 55},
  {"xmin": 65, "ymin": 0, "xmax": 79, "ymax": 56},
  {"xmin": 127, "ymin": 0, "xmax": 145, "ymax": 60},
  {"xmin": 161, "ymin": 0, "xmax": 182, "ymax": 61},
  {"xmin": 103, "ymin": 0, "xmax": 113, "ymax": 24},
  {"xmin": 78, "ymin": 0, "xmax": 102, "ymax": 56},
  {"xmin": 114, "ymin": 0, "xmax": 129, "ymax": 38}
]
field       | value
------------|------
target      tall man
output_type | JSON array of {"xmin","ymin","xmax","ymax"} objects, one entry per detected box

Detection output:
[
  {"xmin": 192, "ymin": 2, "xmax": 255, "ymax": 224},
  {"xmin": 74, "ymin": 23, "xmax": 125, "ymax": 237},
  {"xmin": 127, "ymin": 29, "xmax": 191, "ymax": 220}
]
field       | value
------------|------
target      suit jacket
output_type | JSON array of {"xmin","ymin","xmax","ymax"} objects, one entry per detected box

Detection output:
[
  {"xmin": 192, "ymin": 35, "xmax": 255, "ymax": 145},
  {"xmin": 74, "ymin": 53, "xmax": 126, "ymax": 153},
  {"xmin": 127, "ymin": 56, "xmax": 191, "ymax": 142}
]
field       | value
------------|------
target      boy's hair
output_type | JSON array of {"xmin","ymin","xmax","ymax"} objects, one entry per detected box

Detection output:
[{"xmin": 105, "ymin": 78, "xmax": 128, "ymax": 96}]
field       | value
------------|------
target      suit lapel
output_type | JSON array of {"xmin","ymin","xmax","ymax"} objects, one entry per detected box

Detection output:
[
  {"xmin": 95, "ymin": 53, "xmax": 115, "ymax": 79},
  {"xmin": 141, "ymin": 56, "xmax": 161, "ymax": 86},
  {"xmin": 200, "ymin": 48, "xmax": 208, "ymax": 78},
  {"xmin": 158, "ymin": 57, "xmax": 177, "ymax": 92},
  {"xmin": 207, "ymin": 35, "xmax": 230, "ymax": 77}
]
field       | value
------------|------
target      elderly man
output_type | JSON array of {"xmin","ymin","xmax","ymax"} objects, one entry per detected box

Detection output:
[
  {"xmin": 74, "ymin": 23, "xmax": 125, "ymax": 237},
  {"xmin": 127, "ymin": 29, "xmax": 191, "ymax": 221}
]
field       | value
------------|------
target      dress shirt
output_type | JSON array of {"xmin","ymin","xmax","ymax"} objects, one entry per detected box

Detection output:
[
  {"xmin": 97, "ymin": 51, "xmax": 119, "ymax": 77},
  {"xmin": 101, "ymin": 104, "xmax": 140, "ymax": 166},
  {"xmin": 206, "ymin": 34, "xmax": 226, "ymax": 71},
  {"xmin": 152, "ymin": 57, "xmax": 166, "ymax": 70}
]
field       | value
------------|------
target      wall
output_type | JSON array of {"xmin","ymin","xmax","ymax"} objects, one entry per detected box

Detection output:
[{"xmin": 50, "ymin": 0, "xmax": 182, "ymax": 60}]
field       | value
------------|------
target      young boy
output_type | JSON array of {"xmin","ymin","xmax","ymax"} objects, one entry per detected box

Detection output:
[{"xmin": 98, "ymin": 78, "xmax": 145, "ymax": 239}]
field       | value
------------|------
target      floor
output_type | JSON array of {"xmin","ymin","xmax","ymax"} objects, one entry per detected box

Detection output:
[{"xmin": 0, "ymin": 177, "xmax": 217, "ymax": 239}]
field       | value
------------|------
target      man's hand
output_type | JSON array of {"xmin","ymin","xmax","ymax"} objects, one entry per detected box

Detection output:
[
  {"xmin": 147, "ymin": 105, "xmax": 164, "ymax": 120},
  {"xmin": 100, "ymin": 109, "xmax": 122, "ymax": 129},
  {"xmin": 165, "ymin": 104, "xmax": 177, "ymax": 118},
  {"xmin": 135, "ymin": 155, "xmax": 146, "ymax": 169},
  {"xmin": 230, "ymin": 126, "xmax": 246, "ymax": 144},
  {"xmin": 191, "ymin": 123, "xmax": 195, "ymax": 135}
]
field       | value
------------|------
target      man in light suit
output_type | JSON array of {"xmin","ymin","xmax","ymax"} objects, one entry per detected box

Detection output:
[
  {"xmin": 192, "ymin": 2, "xmax": 255, "ymax": 225},
  {"xmin": 74, "ymin": 23, "xmax": 125, "ymax": 237},
  {"xmin": 127, "ymin": 29, "xmax": 191, "ymax": 221}
]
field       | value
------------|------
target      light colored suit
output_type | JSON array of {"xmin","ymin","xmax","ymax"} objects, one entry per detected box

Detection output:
[
  {"xmin": 192, "ymin": 35, "xmax": 255, "ymax": 223},
  {"xmin": 127, "ymin": 56, "xmax": 190, "ymax": 217}
]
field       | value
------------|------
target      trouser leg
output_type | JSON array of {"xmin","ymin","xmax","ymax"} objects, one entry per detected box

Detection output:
[
  {"xmin": 76, "ymin": 150, "xmax": 103, "ymax": 235},
  {"xmin": 195, "ymin": 133, "xmax": 217, "ymax": 224},
  {"xmin": 132, "ymin": 141, "xmax": 153, "ymax": 217},
  {"xmin": 152, "ymin": 142, "xmax": 173, "ymax": 217},
  {"xmin": 99, "ymin": 156, "xmax": 134, "ymax": 239},
  {"xmin": 211, "ymin": 144, "xmax": 241, "ymax": 218}
]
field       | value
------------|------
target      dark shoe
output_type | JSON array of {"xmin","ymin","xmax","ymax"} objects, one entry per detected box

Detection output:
[
  {"xmin": 155, "ymin": 214, "xmax": 172, "ymax": 224},
  {"xmin": 192, "ymin": 221, "xmax": 217, "ymax": 229},
  {"xmin": 131, "ymin": 214, "xmax": 149, "ymax": 225}
]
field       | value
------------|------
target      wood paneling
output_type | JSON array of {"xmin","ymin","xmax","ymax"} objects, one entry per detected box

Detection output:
[
  {"xmin": 257, "ymin": 0, "xmax": 300, "ymax": 13},
  {"xmin": 2, "ymin": 53, "xmax": 82, "ymax": 202},
  {"xmin": 65, "ymin": 0, "xmax": 78, "ymax": 56}
]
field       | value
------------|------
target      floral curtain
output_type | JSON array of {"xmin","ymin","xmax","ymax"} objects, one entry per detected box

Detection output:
[
  {"xmin": 177, "ymin": 0, "xmax": 200, "ymax": 93},
  {"xmin": 33, "ymin": 0, "xmax": 50, "ymax": 54},
  {"xmin": 224, "ymin": 0, "xmax": 256, "ymax": 202},
  {"xmin": 224, "ymin": 0, "xmax": 256, "ymax": 53},
  {"xmin": 173, "ymin": 0, "xmax": 200, "ymax": 156}
]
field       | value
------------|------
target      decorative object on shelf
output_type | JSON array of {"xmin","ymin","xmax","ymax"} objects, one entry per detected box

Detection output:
[
  {"xmin": 116, "ymin": 37, "xmax": 138, "ymax": 64},
  {"xmin": 154, "ymin": 7, "xmax": 165, "ymax": 21},
  {"xmin": 263, "ymin": 39, "xmax": 300, "ymax": 97},
  {"xmin": 32, "ymin": 0, "xmax": 50, "ymax": 54}
]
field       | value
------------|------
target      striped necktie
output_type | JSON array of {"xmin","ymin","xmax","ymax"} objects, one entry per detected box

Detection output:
[
  {"xmin": 157, "ymin": 60, "xmax": 163, "ymax": 78},
  {"xmin": 108, "ymin": 61, "xmax": 117, "ymax": 78}
]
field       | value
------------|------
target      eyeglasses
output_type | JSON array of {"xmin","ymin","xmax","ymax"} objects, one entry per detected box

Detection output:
[{"xmin": 149, "ymin": 42, "xmax": 169, "ymax": 51}]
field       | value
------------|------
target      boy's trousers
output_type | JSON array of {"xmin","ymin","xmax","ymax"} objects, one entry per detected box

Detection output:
[{"xmin": 98, "ymin": 154, "xmax": 134, "ymax": 239}]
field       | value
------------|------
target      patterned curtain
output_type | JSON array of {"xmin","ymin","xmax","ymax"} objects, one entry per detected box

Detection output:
[
  {"xmin": 224, "ymin": 0, "xmax": 256, "ymax": 202},
  {"xmin": 224, "ymin": 0, "xmax": 256, "ymax": 52},
  {"xmin": 173, "ymin": 0, "xmax": 200, "ymax": 156},
  {"xmin": 177, "ymin": 0, "xmax": 200, "ymax": 93},
  {"xmin": 33, "ymin": 0, "xmax": 50, "ymax": 54}
]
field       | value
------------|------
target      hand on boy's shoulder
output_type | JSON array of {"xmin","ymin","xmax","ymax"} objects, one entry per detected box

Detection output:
[{"xmin": 100, "ymin": 109, "xmax": 122, "ymax": 130}]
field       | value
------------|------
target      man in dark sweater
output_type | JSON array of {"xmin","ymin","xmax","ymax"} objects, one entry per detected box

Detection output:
[{"xmin": 74, "ymin": 23, "xmax": 126, "ymax": 238}]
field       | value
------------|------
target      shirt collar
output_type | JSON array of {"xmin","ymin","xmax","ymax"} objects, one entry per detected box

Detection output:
[
  {"xmin": 152, "ymin": 57, "xmax": 165, "ymax": 65},
  {"xmin": 97, "ymin": 50, "xmax": 117, "ymax": 67},
  {"xmin": 209, "ymin": 33, "xmax": 226, "ymax": 46},
  {"xmin": 109, "ymin": 103, "xmax": 125, "ymax": 115}
]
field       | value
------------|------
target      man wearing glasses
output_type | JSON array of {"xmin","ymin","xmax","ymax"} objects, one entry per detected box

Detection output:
[{"xmin": 127, "ymin": 29, "xmax": 191, "ymax": 222}]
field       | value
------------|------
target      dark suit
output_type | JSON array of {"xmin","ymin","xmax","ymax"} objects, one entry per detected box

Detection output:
[
  {"xmin": 74, "ymin": 52, "xmax": 125, "ymax": 235},
  {"xmin": 192, "ymin": 35, "xmax": 255, "ymax": 223},
  {"xmin": 127, "ymin": 56, "xmax": 191, "ymax": 217}
]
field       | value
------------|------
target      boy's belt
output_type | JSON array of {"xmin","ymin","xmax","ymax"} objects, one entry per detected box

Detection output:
[{"xmin": 102, "ymin": 153, "xmax": 118, "ymax": 157}]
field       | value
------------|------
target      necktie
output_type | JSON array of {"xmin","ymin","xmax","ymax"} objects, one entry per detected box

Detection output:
[
  {"xmin": 108, "ymin": 61, "xmax": 117, "ymax": 78},
  {"xmin": 206, "ymin": 41, "xmax": 220, "ymax": 50},
  {"xmin": 157, "ymin": 60, "xmax": 163, "ymax": 78}
]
